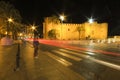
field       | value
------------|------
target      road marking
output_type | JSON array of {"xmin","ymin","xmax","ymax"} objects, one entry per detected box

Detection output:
[
  {"xmin": 89, "ymin": 58, "xmax": 120, "ymax": 71},
  {"xmin": 46, "ymin": 52, "xmax": 72, "ymax": 67},
  {"xmin": 59, "ymin": 49, "xmax": 120, "ymax": 71},
  {"xmin": 59, "ymin": 49, "xmax": 90, "ymax": 58},
  {"xmin": 84, "ymin": 52, "xmax": 95, "ymax": 55},
  {"xmin": 53, "ymin": 50, "xmax": 82, "ymax": 61}
]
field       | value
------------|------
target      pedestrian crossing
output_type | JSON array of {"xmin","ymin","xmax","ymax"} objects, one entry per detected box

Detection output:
[
  {"xmin": 46, "ymin": 52, "xmax": 72, "ymax": 67},
  {"xmin": 46, "ymin": 48, "xmax": 89, "ymax": 67},
  {"xmin": 53, "ymin": 50, "xmax": 82, "ymax": 61},
  {"xmin": 46, "ymin": 48, "xmax": 120, "ymax": 71}
]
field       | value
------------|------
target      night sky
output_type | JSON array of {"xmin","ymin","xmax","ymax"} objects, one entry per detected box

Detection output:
[{"xmin": 3, "ymin": 0, "xmax": 120, "ymax": 36}]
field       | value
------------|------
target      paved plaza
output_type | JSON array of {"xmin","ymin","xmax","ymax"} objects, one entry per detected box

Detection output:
[{"xmin": 0, "ymin": 42, "xmax": 85, "ymax": 80}]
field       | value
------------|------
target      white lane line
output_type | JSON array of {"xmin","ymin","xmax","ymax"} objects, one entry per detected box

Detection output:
[
  {"xmin": 89, "ymin": 58, "xmax": 120, "ymax": 71},
  {"xmin": 84, "ymin": 52, "xmax": 95, "ymax": 55},
  {"xmin": 60, "ymin": 49, "xmax": 120, "ymax": 71},
  {"xmin": 59, "ymin": 49, "xmax": 90, "ymax": 58},
  {"xmin": 46, "ymin": 52, "xmax": 72, "ymax": 67},
  {"xmin": 53, "ymin": 50, "xmax": 82, "ymax": 61}
]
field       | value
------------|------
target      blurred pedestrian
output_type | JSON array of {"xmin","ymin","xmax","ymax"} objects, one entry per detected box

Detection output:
[
  {"xmin": 21, "ymin": 39, "xmax": 26, "ymax": 46},
  {"xmin": 14, "ymin": 43, "xmax": 20, "ymax": 71},
  {"xmin": 33, "ymin": 38, "xmax": 39, "ymax": 58}
]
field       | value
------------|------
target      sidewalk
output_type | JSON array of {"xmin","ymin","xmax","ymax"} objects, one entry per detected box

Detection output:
[{"xmin": 0, "ymin": 42, "xmax": 85, "ymax": 80}]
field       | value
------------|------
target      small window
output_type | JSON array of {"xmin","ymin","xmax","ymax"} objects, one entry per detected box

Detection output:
[{"xmin": 68, "ymin": 28, "xmax": 70, "ymax": 31}]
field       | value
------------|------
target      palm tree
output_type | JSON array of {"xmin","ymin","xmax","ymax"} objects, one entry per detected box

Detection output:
[
  {"xmin": 76, "ymin": 25, "xmax": 85, "ymax": 40},
  {"xmin": 0, "ymin": 1, "xmax": 22, "ymax": 39},
  {"xmin": 11, "ymin": 22, "xmax": 24, "ymax": 39},
  {"xmin": 48, "ymin": 29, "xmax": 57, "ymax": 39}
]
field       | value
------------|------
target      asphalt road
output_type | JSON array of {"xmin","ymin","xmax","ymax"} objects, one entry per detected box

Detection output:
[{"xmin": 39, "ymin": 42, "xmax": 120, "ymax": 80}]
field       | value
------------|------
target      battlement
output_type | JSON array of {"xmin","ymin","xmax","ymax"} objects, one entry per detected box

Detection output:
[{"xmin": 43, "ymin": 17, "xmax": 108, "ymax": 40}]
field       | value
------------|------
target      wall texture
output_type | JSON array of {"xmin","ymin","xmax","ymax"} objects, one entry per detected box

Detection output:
[{"xmin": 43, "ymin": 17, "xmax": 108, "ymax": 40}]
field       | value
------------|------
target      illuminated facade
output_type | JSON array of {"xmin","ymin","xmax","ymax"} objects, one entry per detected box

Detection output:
[{"xmin": 43, "ymin": 17, "xmax": 108, "ymax": 40}]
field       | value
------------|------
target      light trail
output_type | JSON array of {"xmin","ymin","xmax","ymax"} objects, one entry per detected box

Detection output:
[
  {"xmin": 59, "ymin": 49, "xmax": 120, "ymax": 71},
  {"xmin": 37, "ymin": 39, "xmax": 120, "ymax": 57}
]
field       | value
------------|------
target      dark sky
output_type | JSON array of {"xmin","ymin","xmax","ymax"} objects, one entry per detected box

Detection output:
[{"xmin": 4, "ymin": 0, "xmax": 120, "ymax": 35}]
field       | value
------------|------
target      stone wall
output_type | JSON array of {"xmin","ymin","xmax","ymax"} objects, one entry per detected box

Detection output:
[{"xmin": 43, "ymin": 17, "xmax": 108, "ymax": 40}]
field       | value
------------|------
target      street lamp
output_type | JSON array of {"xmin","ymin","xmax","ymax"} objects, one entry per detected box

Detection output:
[
  {"xmin": 31, "ymin": 25, "xmax": 35, "ymax": 30},
  {"xmin": 7, "ymin": 18, "xmax": 13, "ymax": 37},
  {"xmin": 31, "ymin": 25, "xmax": 36, "ymax": 38},
  {"xmin": 88, "ymin": 18, "xmax": 94, "ymax": 23},
  {"xmin": 60, "ymin": 15, "xmax": 65, "ymax": 22},
  {"xmin": 8, "ymin": 18, "xmax": 13, "ymax": 23},
  {"xmin": 88, "ymin": 17, "xmax": 95, "ymax": 39},
  {"xmin": 59, "ymin": 15, "xmax": 65, "ymax": 40}
]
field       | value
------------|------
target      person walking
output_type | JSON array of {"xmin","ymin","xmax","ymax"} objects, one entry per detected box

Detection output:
[
  {"xmin": 33, "ymin": 38, "xmax": 39, "ymax": 58},
  {"xmin": 14, "ymin": 43, "xmax": 20, "ymax": 71}
]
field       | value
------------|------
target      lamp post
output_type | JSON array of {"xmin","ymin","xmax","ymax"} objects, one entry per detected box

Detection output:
[
  {"xmin": 88, "ymin": 18, "xmax": 94, "ymax": 23},
  {"xmin": 19, "ymin": 33, "xmax": 22, "ymax": 39},
  {"xmin": 31, "ymin": 25, "xmax": 36, "ymax": 39},
  {"xmin": 88, "ymin": 18, "xmax": 94, "ymax": 39},
  {"xmin": 59, "ymin": 15, "xmax": 65, "ymax": 40},
  {"xmin": 7, "ymin": 18, "xmax": 13, "ymax": 37}
]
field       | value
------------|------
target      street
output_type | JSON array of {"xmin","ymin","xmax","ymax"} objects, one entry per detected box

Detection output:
[{"xmin": 0, "ymin": 40, "xmax": 120, "ymax": 80}]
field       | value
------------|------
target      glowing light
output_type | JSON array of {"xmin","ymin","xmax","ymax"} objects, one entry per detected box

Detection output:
[
  {"xmin": 8, "ymin": 18, "xmax": 13, "ymax": 22},
  {"xmin": 31, "ymin": 25, "xmax": 36, "ymax": 30},
  {"xmin": 19, "ymin": 33, "xmax": 22, "ymax": 36},
  {"xmin": 88, "ymin": 18, "xmax": 94, "ymax": 23},
  {"xmin": 5, "ymin": 32, "xmax": 7, "ymax": 34},
  {"xmin": 59, "ymin": 15, "xmax": 65, "ymax": 21}
]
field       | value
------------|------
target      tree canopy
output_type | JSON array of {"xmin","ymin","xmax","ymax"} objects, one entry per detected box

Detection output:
[
  {"xmin": 0, "ymin": 1, "xmax": 22, "ymax": 22},
  {"xmin": 0, "ymin": 1, "xmax": 23, "ymax": 39}
]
